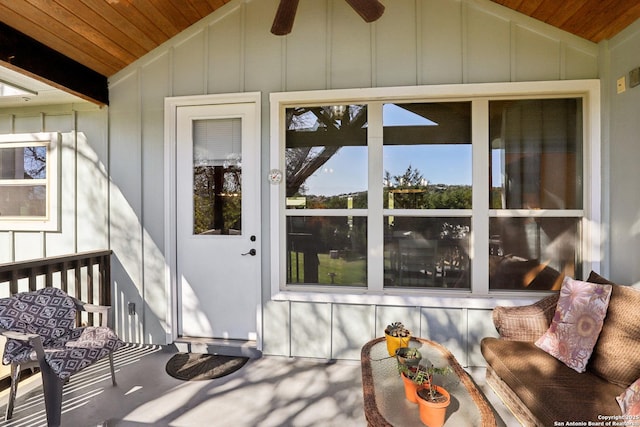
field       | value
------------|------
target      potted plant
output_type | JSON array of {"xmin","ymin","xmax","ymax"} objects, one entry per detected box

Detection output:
[
  {"xmin": 384, "ymin": 321, "xmax": 411, "ymax": 357},
  {"xmin": 413, "ymin": 363, "xmax": 452, "ymax": 427},
  {"xmin": 395, "ymin": 347, "xmax": 422, "ymax": 369},
  {"xmin": 398, "ymin": 364, "xmax": 423, "ymax": 403},
  {"xmin": 397, "ymin": 362, "xmax": 450, "ymax": 404}
]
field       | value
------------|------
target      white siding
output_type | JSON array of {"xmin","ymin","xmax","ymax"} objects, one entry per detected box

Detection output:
[
  {"xmin": 285, "ymin": 1, "xmax": 328, "ymax": 92},
  {"xmin": 420, "ymin": 0, "xmax": 463, "ymax": 85},
  {"xmin": 109, "ymin": 71, "xmax": 144, "ymax": 343},
  {"xmin": 291, "ymin": 302, "xmax": 332, "ymax": 358},
  {"xmin": 0, "ymin": 105, "xmax": 108, "ymax": 266},
  {"xmin": 77, "ymin": 111, "xmax": 109, "ymax": 253},
  {"xmin": 108, "ymin": 0, "xmax": 603, "ymax": 364},
  {"xmin": 375, "ymin": 0, "xmax": 418, "ymax": 87},
  {"xmin": 606, "ymin": 19, "xmax": 640, "ymax": 286},
  {"xmin": 332, "ymin": 304, "xmax": 376, "ymax": 360}
]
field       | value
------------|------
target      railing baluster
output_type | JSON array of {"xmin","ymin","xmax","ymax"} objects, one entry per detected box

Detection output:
[
  {"xmin": 46, "ymin": 264, "xmax": 53, "ymax": 288},
  {"xmin": 87, "ymin": 258, "xmax": 94, "ymax": 326},
  {"xmin": 102, "ymin": 254, "xmax": 111, "ymax": 306},
  {"xmin": 74, "ymin": 260, "xmax": 82, "ymax": 300},
  {"xmin": 61, "ymin": 261, "xmax": 68, "ymax": 294},
  {"xmin": 28, "ymin": 270, "xmax": 36, "ymax": 292},
  {"xmin": 87, "ymin": 257, "xmax": 94, "ymax": 302},
  {"xmin": 10, "ymin": 270, "xmax": 18, "ymax": 295},
  {"xmin": 75, "ymin": 260, "xmax": 83, "ymax": 325}
]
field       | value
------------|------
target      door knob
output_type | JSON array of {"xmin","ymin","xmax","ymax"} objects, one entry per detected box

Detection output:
[{"xmin": 242, "ymin": 249, "xmax": 257, "ymax": 256}]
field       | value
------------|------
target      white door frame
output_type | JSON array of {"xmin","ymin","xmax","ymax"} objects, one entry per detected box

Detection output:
[{"xmin": 164, "ymin": 92, "xmax": 262, "ymax": 347}]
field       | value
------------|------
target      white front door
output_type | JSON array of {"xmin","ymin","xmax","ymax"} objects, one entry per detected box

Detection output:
[{"xmin": 175, "ymin": 101, "xmax": 260, "ymax": 341}]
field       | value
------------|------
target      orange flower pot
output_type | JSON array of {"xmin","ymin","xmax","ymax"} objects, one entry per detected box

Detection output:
[
  {"xmin": 400, "ymin": 371, "xmax": 420, "ymax": 403},
  {"xmin": 415, "ymin": 385, "xmax": 450, "ymax": 427}
]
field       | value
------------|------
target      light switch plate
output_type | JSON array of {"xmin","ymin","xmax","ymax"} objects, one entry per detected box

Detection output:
[
  {"xmin": 617, "ymin": 76, "xmax": 626, "ymax": 94},
  {"xmin": 630, "ymin": 67, "xmax": 640, "ymax": 88}
]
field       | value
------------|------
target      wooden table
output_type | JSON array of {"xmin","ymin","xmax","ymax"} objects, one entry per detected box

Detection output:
[{"xmin": 361, "ymin": 337, "xmax": 497, "ymax": 427}]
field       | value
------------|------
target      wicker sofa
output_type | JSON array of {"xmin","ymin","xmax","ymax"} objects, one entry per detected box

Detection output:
[{"xmin": 481, "ymin": 272, "xmax": 640, "ymax": 426}]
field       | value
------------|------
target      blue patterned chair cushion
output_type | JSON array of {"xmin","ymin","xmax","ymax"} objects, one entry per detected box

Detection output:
[{"xmin": 0, "ymin": 287, "xmax": 123, "ymax": 380}]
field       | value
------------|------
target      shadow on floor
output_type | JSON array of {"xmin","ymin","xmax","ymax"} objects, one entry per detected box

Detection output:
[{"xmin": 0, "ymin": 344, "xmax": 519, "ymax": 427}]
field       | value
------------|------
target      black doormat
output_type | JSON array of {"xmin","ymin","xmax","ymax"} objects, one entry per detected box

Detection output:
[{"xmin": 165, "ymin": 353, "xmax": 249, "ymax": 381}]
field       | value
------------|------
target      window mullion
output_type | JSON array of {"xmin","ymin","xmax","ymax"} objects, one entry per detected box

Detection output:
[
  {"xmin": 472, "ymin": 99, "xmax": 489, "ymax": 295},
  {"xmin": 368, "ymin": 102, "xmax": 384, "ymax": 292}
]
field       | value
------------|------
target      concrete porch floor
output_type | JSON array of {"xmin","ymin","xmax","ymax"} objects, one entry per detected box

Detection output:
[{"xmin": 0, "ymin": 344, "xmax": 521, "ymax": 427}]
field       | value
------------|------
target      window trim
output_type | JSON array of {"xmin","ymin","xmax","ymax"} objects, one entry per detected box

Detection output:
[
  {"xmin": 269, "ymin": 80, "xmax": 601, "ymax": 304},
  {"xmin": 0, "ymin": 132, "xmax": 60, "ymax": 232}
]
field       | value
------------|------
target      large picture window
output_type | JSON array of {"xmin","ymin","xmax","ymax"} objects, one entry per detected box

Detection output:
[
  {"xmin": 0, "ymin": 133, "xmax": 60, "ymax": 231},
  {"xmin": 270, "ymin": 81, "xmax": 600, "ymax": 297}
]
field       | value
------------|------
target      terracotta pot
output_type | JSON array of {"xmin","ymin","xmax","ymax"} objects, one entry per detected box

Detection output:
[
  {"xmin": 384, "ymin": 333, "xmax": 411, "ymax": 357},
  {"xmin": 400, "ymin": 370, "xmax": 424, "ymax": 403},
  {"xmin": 415, "ymin": 385, "xmax": 450, "ymax": 427}
]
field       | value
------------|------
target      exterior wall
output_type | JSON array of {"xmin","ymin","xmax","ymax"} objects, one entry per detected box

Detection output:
[
  {"xmin": 0, "ymin": 102, "xmax": 108, "ymax": 380},
  {"xmin": 0, "ymin": 103, "xmax": 108, "ymax": 265},
  {"xmin": 605, "ymin": 19, "xmax": 640, "ymax": 287},
  {"xmin": 108, "ymin": 0, "xmax": 601, "ymax": 365}
]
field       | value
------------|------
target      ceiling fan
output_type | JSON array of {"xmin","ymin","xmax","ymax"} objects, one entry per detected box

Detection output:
[{"xmin": 271, "ymin": 0, "xmax": 385, "ymax": 35}]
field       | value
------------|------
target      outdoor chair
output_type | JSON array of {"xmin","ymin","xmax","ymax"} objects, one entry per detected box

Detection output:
[{"xmin": 0, "ymin": 287, "xmax": 124, "ymax": 427}]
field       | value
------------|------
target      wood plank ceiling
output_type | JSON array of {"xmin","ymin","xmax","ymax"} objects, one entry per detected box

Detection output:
[
  {"xmin": 0, "ymin": 0, "xmax": 638, "ymax": 104},
  {"xmin": 491, "ymin": 0, "xmax": 640, "ymax": 43},
  {"xmin": 0, "ymin": 0, "xmax": 232, "ymax": 78}
]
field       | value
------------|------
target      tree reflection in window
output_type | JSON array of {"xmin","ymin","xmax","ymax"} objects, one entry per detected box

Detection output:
[
  {"xmin": 193, "ymin": 160, "xmax": 241, "ymax": 235},
  {"xmin": 24, "ymin": 147, "xmax": 46, "ymax": 179},
  {"xmin": 285, "ymin": 105, "xmax": 367, "ymax": 209},
  {"xmin": 0, "ymin": 145, "xmax": 47, "ymax": 217}
]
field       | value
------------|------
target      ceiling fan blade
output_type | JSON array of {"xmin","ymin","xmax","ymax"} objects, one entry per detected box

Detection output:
[
  {"xmin": 271, "ymin": 0, "xmax": 300, "ymax": 35},
  {"xmin": 345, "ymin": 0, "xmax": 385, "ymax": 23}
]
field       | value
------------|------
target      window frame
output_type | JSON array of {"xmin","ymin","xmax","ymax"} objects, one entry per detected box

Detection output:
[
  {"xmin": 269, "ymin": 81, "xmax": 600, "ymax": 305},
  {"xmin": 0, "ymin": 132, "xmax": 60, "ymax": 232}
]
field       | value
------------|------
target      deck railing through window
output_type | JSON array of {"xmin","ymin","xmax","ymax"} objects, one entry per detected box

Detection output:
[{"xmin": 0, "ymin": 250, "xmax": 112, "ymax": 326}]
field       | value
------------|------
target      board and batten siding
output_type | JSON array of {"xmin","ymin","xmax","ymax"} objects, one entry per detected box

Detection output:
[
  {"xmin": 0, "ymin": 105, "xmax": 108, "ymax": 267},
  {"xmin": 0, "ymin": 103, "xmax": 108, "ymax": 382},
  {"xmin": 605, "ymin": 19, "xmax": 640, "ymax": 288},
  {"xmin": 108, "ymin": 0, "xmax": 599, "ymax": 365}
]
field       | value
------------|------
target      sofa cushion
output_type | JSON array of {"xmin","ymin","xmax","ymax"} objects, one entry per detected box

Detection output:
[
  {"xmin": 492, "ymin": 293, "xmax": 559, "ymax": 341},
  {"xmin": 535, "ymin": 276, "xmax": 612, "ymax": 373},
  {"xmin": 481, "ymin": 337, "xmax": 624, "ymax": 425},
  {"xmin": 587, "ymin": 271, "xmax": 640, "ymax": 387}
]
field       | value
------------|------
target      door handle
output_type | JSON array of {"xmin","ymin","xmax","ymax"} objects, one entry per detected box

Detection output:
[{"xmin": 242, "ymin": 249, "xmax": 257, "ymax": 256}]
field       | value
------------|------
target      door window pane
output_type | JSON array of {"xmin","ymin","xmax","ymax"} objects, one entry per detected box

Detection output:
[
  {"xmin": 383, "ymin": 102, "xmax": 471, "ymax": 209},
  {"xmin": 286, "ymin": 216, "xmax": 367, "ymax": 286},
  {"xmin": 489, "ymin": 217, "xmax": 580, "ymax": 290},
  {"xmin": 490, "ymin": 99, "xmax": 582, "ymax": 209},
  {"xmin": 384, "ymin": 217, "xmax": 470, "ymax": 289},
  {"xmin": 285, "ymin": 105, "xmax": 367, "ymax": 209},
  {"xmin": 192, "ymin": 118, "xmax": 242, "ymax": 235}
]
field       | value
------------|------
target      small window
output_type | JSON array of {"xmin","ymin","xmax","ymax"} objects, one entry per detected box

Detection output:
[{"xmin": 0, "ymin": 133, "xmax": 60, "ymax": 231}]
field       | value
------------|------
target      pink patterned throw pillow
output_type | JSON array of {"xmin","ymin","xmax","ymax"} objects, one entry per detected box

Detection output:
[
  {"xmin": 535, "ymin": 277, "xmax": 612, "ymax": 373},
  {"xmin": 618, "ymin": 378, "xmax": 640, "ymax": 415}
]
